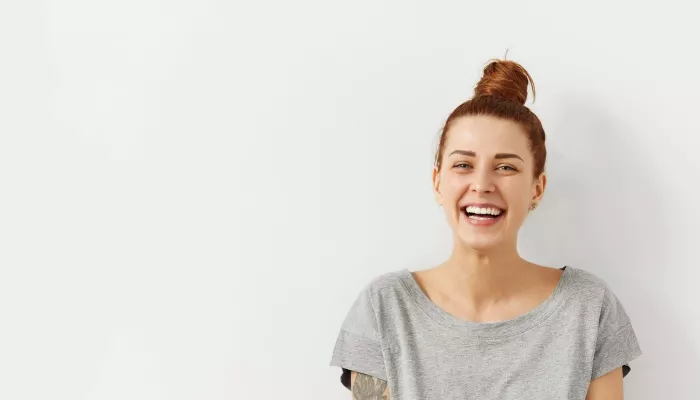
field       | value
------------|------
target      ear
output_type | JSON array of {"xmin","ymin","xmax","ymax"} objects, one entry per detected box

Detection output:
[
  {"xmin": 531, "ymin": 172, "xmax": 547, "ymax": 205},
  {"xmin": 432, "ymin": 166, "xmax": 443, "ymax": 206}
]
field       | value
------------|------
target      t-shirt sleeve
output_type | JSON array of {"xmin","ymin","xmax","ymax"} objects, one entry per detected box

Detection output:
[
  {"xmin": 329, "ymin": 285, "xmax": 387, "ymax": 390},
  {"xmin": 591, "ymin": 285, "xmax": 643, "ymax": 380}
]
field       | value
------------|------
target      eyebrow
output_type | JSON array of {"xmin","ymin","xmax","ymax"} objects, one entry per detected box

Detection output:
[
  {"xmin": 495, "ymin": 153, "xmax": 524, "ymax": 161},
  {"xmin": 448, "ymin": 150, "xmax": 523, "ymax": 161}
]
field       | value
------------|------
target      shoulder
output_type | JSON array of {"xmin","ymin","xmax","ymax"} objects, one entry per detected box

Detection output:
[
  {"xmin": 562, "ymin": 269, "xmax": 642, "ymax": 378},
  {"xmin": 563, "ymin": 266, "xmax": 632, "ymax": 323},
  {"xmin": 352, "ymin": 268, "xmax": 415, "ymax": 310},
  {"xmin": 362, "ymin": 269, "xmax": 408, "ymax": 292},
  {"xmin": 564, "ymin": 266, "xmax": 615, "ymax": 301},
  {"xmin": 337, "ymin": 269, "xmax": 411, "ymax": 334}
]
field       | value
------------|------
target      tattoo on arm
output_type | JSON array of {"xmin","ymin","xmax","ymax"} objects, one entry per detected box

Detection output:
[{"xmin": 352, "ymin": 372, "xmax": 389, "ymax": 400}]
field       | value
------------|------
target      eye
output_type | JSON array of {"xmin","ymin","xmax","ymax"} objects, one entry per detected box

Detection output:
[
  {"xmin": 497, "ymin": 164, "xmax": 518, "ymax": 172},
  {"xmin": 453, "ymin": 162, "xmax": 472, "ymax": 169}
]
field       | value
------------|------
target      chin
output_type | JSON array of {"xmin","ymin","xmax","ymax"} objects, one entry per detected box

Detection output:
[{"xmin": 452, "ymin": 210, "xmax": 517, "ymax": 251}]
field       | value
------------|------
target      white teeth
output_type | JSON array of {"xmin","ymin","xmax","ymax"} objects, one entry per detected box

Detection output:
[{"xmin": 465, "ymin": 206, "xmax": 503, "ymax": 216}]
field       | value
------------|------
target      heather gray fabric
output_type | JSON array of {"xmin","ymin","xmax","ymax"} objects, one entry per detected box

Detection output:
[{"xmin": 329, "ymin": 266, "xmax": 642, "ymax": 399}]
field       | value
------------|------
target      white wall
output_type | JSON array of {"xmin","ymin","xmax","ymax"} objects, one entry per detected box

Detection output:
[{"xmin": 1, "ymin": 1, "xmax": 697, "ymax": 399}]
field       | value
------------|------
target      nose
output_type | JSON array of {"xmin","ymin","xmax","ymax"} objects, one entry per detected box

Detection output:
[{"xmin": 470, "ymin": 169, "xmax": 495, "ymax": 193}]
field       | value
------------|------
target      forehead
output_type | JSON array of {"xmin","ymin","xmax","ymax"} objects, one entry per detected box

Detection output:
[{"xmin": 444, "ymin": 115, "xmax": 531, "ymax": 157}]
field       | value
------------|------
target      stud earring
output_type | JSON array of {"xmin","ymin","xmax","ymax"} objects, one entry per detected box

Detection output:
[{"xmin": 529, "ymin": 202, "xmax": 538, "ymax": 211}]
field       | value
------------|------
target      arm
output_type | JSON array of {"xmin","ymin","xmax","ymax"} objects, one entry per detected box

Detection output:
[
  {"xmin": 350, "ymin": 371, "xmax": 390, "ymax": 400},
  {"xmin": 585, "ymin": 367, "xmax": 623, "ymax": 400}
]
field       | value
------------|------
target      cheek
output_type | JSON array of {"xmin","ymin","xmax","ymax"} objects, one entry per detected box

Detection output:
[
  {"xmin": 441, "ymin": 176, "xmax": 468, "ymax": 202},
  {"xmin": 503, "ymin": 181, "xmax": 533, "ymax": 208}
]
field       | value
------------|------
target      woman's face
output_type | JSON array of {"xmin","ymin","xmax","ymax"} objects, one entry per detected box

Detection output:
[{"xmin": 433, "ymin": 115, "xmax": 546, "ymax": 251}]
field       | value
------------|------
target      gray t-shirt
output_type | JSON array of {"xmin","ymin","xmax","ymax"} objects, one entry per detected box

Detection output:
[{"xmin": 329, "ymin": 266, "xmax": 642, "ymax": 399}]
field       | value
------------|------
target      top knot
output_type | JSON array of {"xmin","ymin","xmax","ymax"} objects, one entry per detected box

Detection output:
[{"xmin": 473, "ymin": 59, "xmax": 535, "ymax": 105}]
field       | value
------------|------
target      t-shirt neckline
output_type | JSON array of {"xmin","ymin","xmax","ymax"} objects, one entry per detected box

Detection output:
[{"xmin": 398, "ymin": 266, "xmax": 573, "ymax": 338}]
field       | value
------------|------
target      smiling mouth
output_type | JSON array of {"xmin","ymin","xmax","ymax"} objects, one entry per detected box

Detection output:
[{"xmin": 462, "ymin": 205, "xmax": 506, "ymax": 221}]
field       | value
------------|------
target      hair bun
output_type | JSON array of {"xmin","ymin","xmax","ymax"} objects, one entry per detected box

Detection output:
[{"xmin": 473, "ymin": 59, "xmax": 535, "ymax": 105}]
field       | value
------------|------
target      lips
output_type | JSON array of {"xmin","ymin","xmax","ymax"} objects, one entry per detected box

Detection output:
[{"xmin": 461, "ymin": 203, "xmax": 506, "ymax": 226}]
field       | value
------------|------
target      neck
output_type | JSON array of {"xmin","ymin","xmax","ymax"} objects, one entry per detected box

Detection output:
[{"xmin": 437, "ymin": 238, "xmax": 532, "ymax": 305}]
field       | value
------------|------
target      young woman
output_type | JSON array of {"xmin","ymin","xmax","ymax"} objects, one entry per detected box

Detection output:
[{"xmin": 329, "ymin": 59, "xmax": 642, "ymax": 399}]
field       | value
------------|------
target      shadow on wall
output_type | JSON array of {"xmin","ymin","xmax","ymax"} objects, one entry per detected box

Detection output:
[{"xmin": 518, "ymin": 95, "xmax": 700, "ymax": 399}]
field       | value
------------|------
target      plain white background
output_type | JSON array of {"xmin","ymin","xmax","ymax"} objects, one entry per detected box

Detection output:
[{"xmin": 0, "ymin": 1, "xmax": 698, "ymax": 399}]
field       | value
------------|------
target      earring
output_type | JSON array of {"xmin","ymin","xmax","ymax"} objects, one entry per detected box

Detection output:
[{"xmin": 529, "ymin": 202, "xmax": 538, "ymax": 211}]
